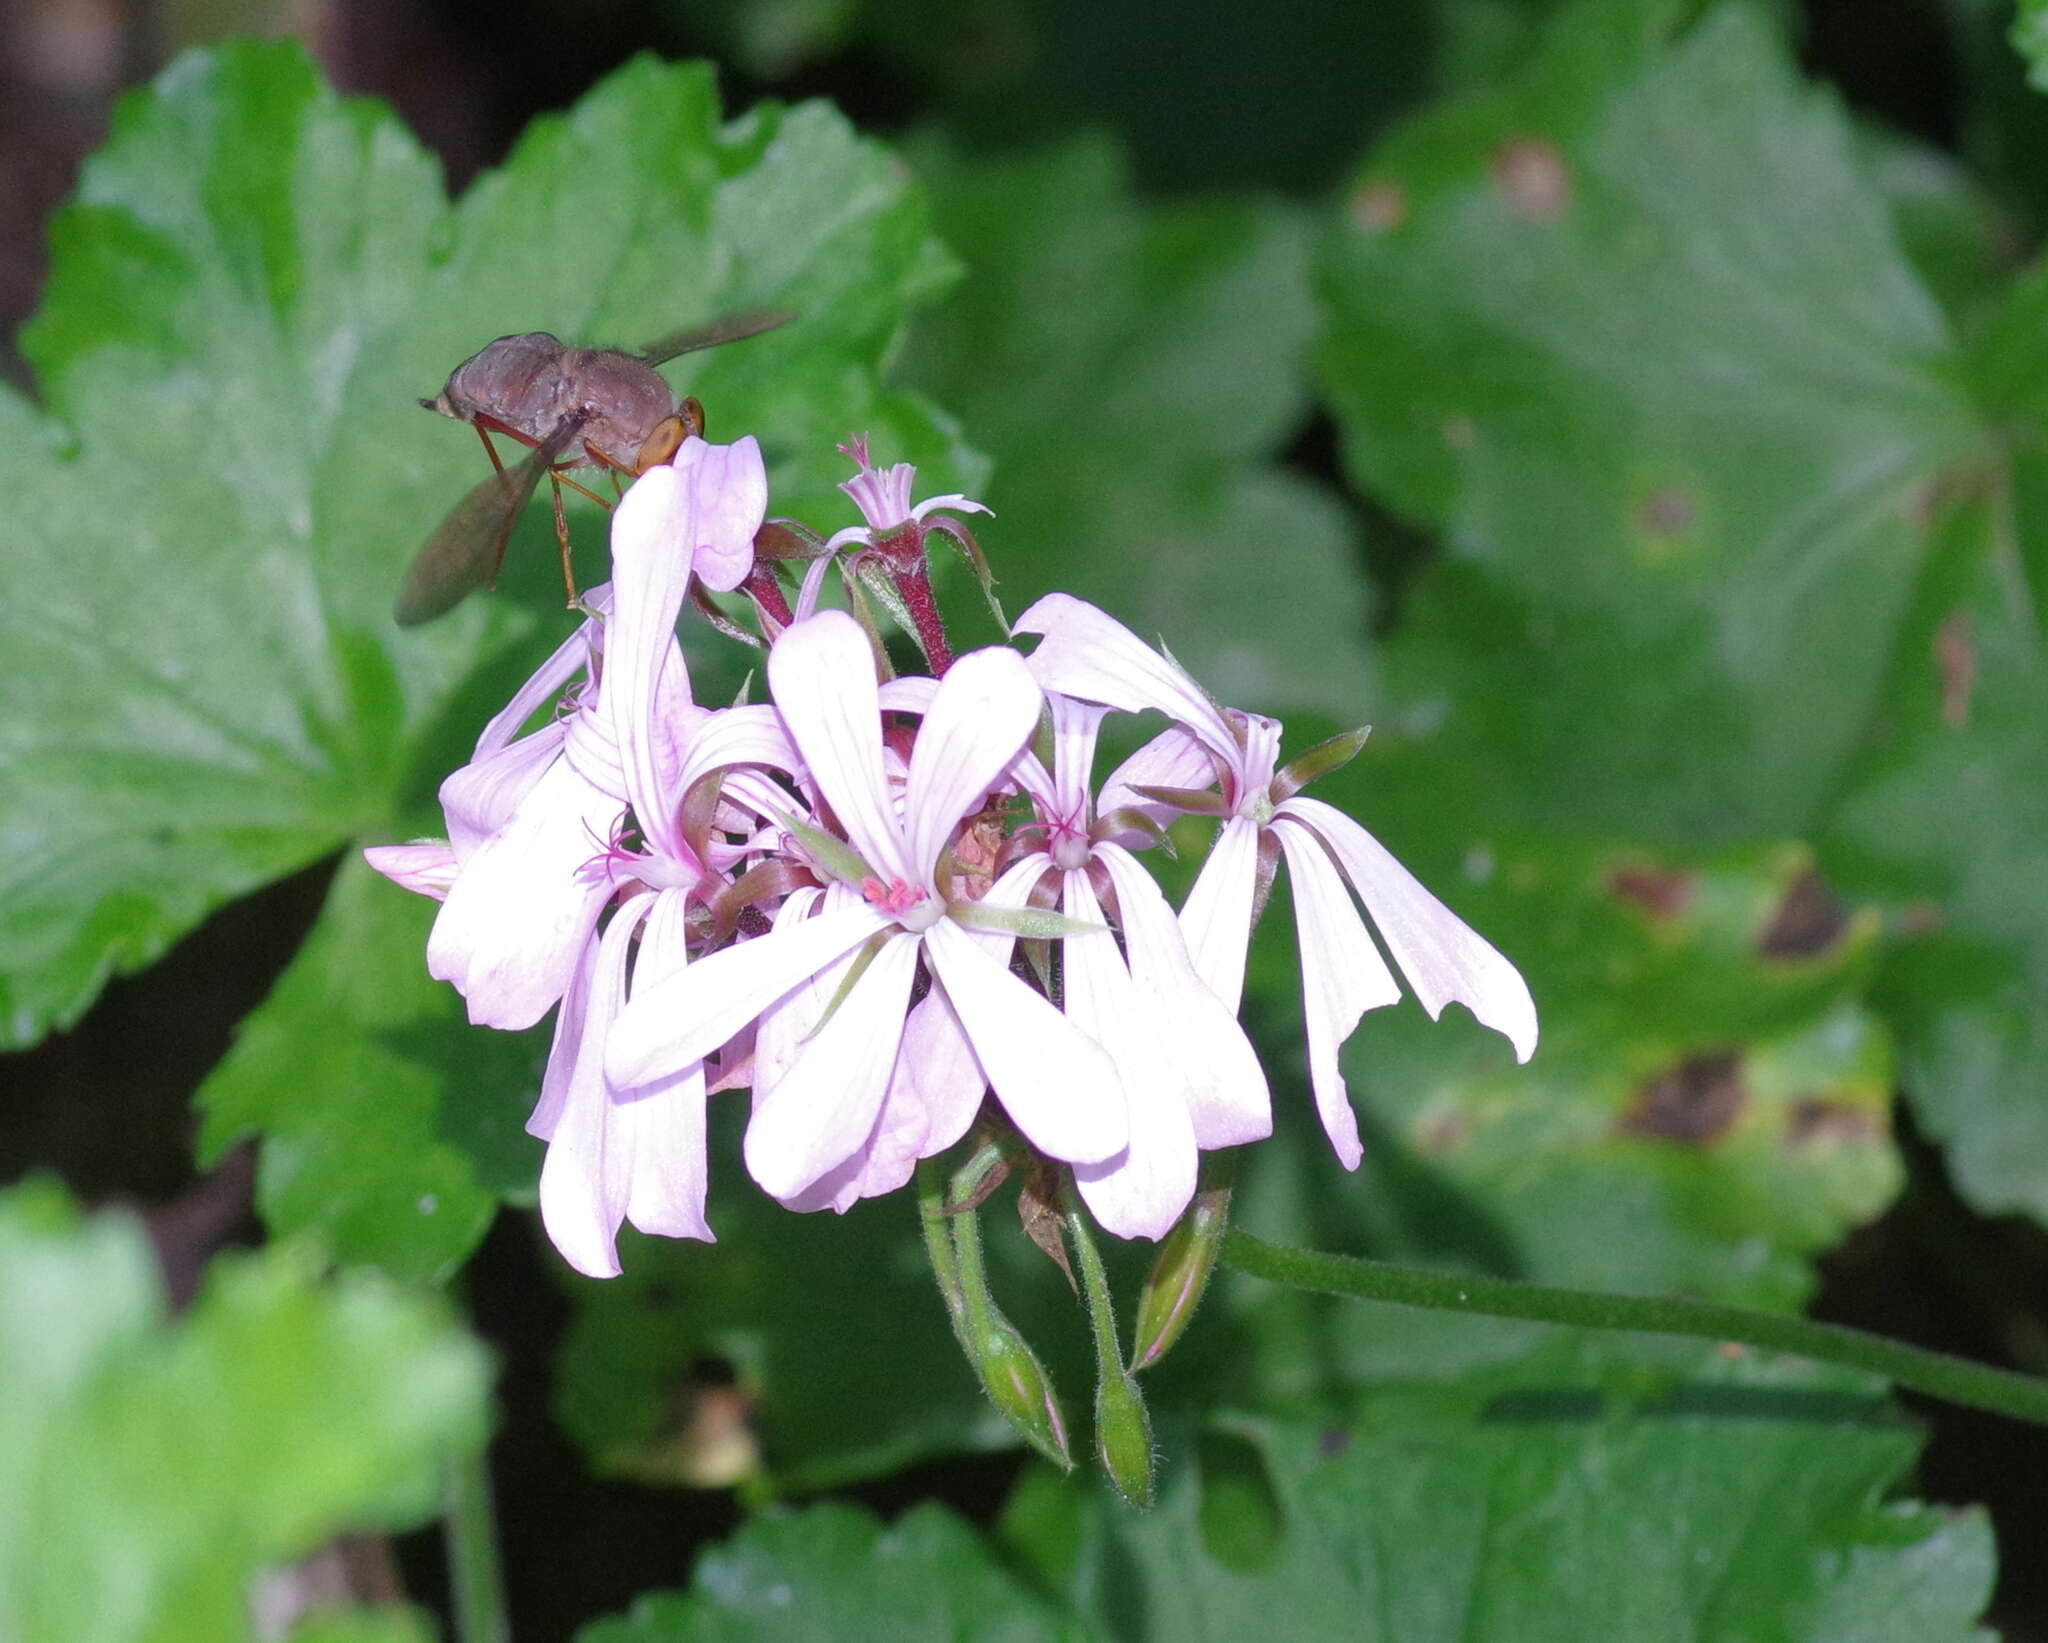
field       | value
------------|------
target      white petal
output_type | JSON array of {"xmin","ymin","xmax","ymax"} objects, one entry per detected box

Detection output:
[
  {"xmin": 475, "ymin": 616, "xmax": 597, "ymax": 758},
  {"xmin": 750, "ymin": 885, "xmax": 829, "ymax": 1093},
  {"xmin": 427, "ymin": 756, "xmax": 619, "ymax": 1030},
  {"xmin": 1177, "ymin": 813, "xmax": 1261, "ymax": 1012},
  {"xmin": 675, "ymin": 435, "xmax": 769, "ymax": 593},
  {"xmin": 362, "ymin": 841, "xmax": 458, "ymax": 900},
  {"xmin": 605, "ymin": 901, "xmax": 887, "ymax": 1086},
  {"xmin": 606, "ymin": 465, "xmax": 697, "ymax": 859},
  {"xmin": 923, "ymin": 917, "xmax": 1127, "ymax": 1164},
  {"xmin": 1097, "ymin": 843, "xmax": 1270, "ymax": 1148},
  {"xmin": 1012, "ymin": 593, "xmax": 1235, "ymax": 756},
  {"xmin": 617, "ymin": 890, "xmax": 713, "ymax": 1242},
  {"xmin": 440, "ymin": 720, "xmax": 566, "ymax": 858},
  {"xmin": 675, "ymin": 704, "xmax": 800, "ymax": 793},
  {"xmin": 767, "ymin": 611, "xmax": 911, "ymax": 881},
  {"xmin": 1273, "ymin": 818, "xmax": 1400, "ymax": 1170},
  {"xmin": 1061, "ymin": 871, "xmax": 1197, "ymax": 1241},
  {"xmin": 1047, "ymin": 694, "xmax": 1111, "ymax": 819},
  {"xmin": 891, "ymin": 982, "xmax": 988, "ymax": 1160},
  {"xmin": 877, "ymin": 676, "xmax": 940, "ymax": 716},
  {"xmin": 902, "ymin": 645, "xmax": 1042, "ymax": 880},
  {"xmin": 526, "ymin": 930, "xmax": 597, "ymax": 1145},
  {"xmin": 744, "ymin": 932, "xmax": 920, "ymax": 1198},
  {"xmin": 534, "ymin": 894, "xmax": 651, "ymax": 1279},
  {"xmin": 1282, "ymin": 796, "xmax": 1538, "ymax": 1064}
]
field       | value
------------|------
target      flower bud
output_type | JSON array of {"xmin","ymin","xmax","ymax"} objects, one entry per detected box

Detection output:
[
  {"xmin": 1094, "ymin": 1364, "xmax": 1155, "ymax": 1509},
  {"xmin": 1130, "ymin": 1164, "xmax": 1235, "ymax": 1371},
  {"xmin": 972, "ymin": 1312, "xmax": 1073, "ymax": 1470}
]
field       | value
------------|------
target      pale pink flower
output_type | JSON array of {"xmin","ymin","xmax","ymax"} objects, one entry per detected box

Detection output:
[
  {"xmin": 1005, "ymin": 692, "xmax": 1270, "ymax": 1238},
  {"xmin": 1014, "ymin": 593, "xmax": 1537, "ymax": 1170},
  {"xmin": 605, "ymin": 609, "xmax": 1129, "ymax": 1206},
  {"xmin": 525, "ymin": 439, "xmax": 775, "ymax": 1276},
  {"xmin": 823, "ymin": 434, "xmax": 988, "ymax": 552}
]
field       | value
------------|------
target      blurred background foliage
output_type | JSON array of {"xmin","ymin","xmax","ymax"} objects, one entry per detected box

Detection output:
[{"xmin": 6, "ymin": 0, "xmax": 2048, "ymax": 1636}]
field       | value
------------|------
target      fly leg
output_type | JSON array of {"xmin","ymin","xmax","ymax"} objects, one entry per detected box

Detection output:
[{"xmin": 548, "ymin": 473, "xmax": 577, "ymax": 609}]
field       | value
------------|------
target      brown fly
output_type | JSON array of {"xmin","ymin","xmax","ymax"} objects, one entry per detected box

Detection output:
[{"xmin": 395, "ymin": 309, "xmax": 792, "ymax": 627}]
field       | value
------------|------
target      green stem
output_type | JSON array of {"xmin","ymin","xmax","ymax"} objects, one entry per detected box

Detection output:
[
  {"xmin": 1220, "ymin": 1229, "xmax": 2048, "ymax": 1428},
  {"xmin": 1061, "ymin": 1178, "xmax": 1154, "ymax": 1507},
  {"xmin": 443, "ymin": 1441, "xmax": 510, "ymax": 1643},
  {"xmin": 915, "ymin": 1155, "xmax": 972, "ymax": 1348},
  {"xmin": 1061, "ymin": 1182, "xmax": 1125, "ymax": 1382}
]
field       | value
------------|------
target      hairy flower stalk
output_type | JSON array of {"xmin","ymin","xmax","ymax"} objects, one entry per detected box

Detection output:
[{"xmin": 368, "ymin": 426, "xmax": 1538, "ymax": 1476}]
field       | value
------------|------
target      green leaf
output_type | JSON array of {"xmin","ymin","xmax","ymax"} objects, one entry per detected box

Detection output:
[
  {"xmin": 196, "ymin": 854, "xmax": 542, "ymax": 1282},
  {"xmin": 0, "ymin": 1178, "xmax": 491, "ymax": 1643},
  {"xmin": 901, "ymin": 137, "xmax": 1375, "ymax": 717},
  {"xmin": 579, "ymin": 1502, "xmax": 1087, "ymax": 1642},
  {"xmin": 1823, "ymin": 490, "xmax": 2048, "ymax": 1224},
  {"xmin": 1005, "ymin": 1353, "xmax": 1996, "ymax": 1643},
  {"xmin": 0, "ymin": 40, "xmax": 968, "ymax": 1054},
  {"xmin": 2016, "ymin": 0, "xmax": 2048, "ymax": 93},
  {"xmin": 1317, "ymin": 2, "xmax": 1978, "ymax": 846}
]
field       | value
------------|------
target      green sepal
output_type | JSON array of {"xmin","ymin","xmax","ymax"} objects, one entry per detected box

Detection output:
[
  {"xmin": 1130, "ymin": 784, "xmax": 1229, "ymax": 817},
  {"xmin": 1270, "ymin": 724, "xmax": 1372, "ymax": 803},
  {"xmin": 948, "ymin": 902, "xmax": 1106, "ymax": 940},
  {"xmin": 770, "ymin": 807, "xmax": 875, "ymax": 893}
]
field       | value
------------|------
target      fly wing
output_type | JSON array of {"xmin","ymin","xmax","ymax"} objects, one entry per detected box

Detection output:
[
  {"xmin": 634, "ymin": 308, "xmax": 795, "ymax": 366},
  {"xmin": 394, "ymin": 418, "xmax": 580, "ymax": 627}
]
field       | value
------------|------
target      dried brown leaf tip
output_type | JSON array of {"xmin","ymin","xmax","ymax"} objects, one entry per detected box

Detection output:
[
  {"xmin": 1757, "ymin": 867, "xmax": 1850, "ymax": 961},
  {"xmin": 1608, "ymin": 862, "xmax": 1697, "ymax": 921},
  {"xmin": 1621, "ymin": 1050, "xmax": 1746, "ymax": 1145}
]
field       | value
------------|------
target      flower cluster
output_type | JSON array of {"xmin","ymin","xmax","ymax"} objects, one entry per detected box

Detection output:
[{"xmin": 369, "ymin": 436, "xmax": 1536, "ymax": 1278}]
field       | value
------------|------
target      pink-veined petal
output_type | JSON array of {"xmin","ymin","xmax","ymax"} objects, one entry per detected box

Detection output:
[
  {"xmin": 675, "ymin": 704, "xmax": 800, "ymax": 793},
  {"xmin": 606, "ymin": 902, "xmax": 888, "ymax": 1086},
  {"xmin": 1097, "ymin": 843, "xmax": 1270, "ymax": 1148},
  {"xmin": 363, "ymin": 841, "xmax": 458, "ymax": 901},
  {"xmin": 743, "ymin": 932, "xmax": 921, "ymax": 1198},
  {"xmin": 902, "ymin": 645, "xmax": 1042, "ymax": 882},
  {"xmin": 617, "ymin": 890, "xmax": 713, "ymax": 1242},
  {"xmin": 606, "ymin": 465, "xmax": 697, "ymax": 859},
  {"xmin": 475, "ymin": 614, "xmax": 598, "ymax": 758},
  {"xmin": 1177, "ymin": 813, "xmax": 1260, "ymax": 1012},
  {"xmin": 442, "ymin": 720, "xmax": 568, "ymax": 857},
  {"xmin": 1047, "ymin": 694, "xmax": 1111, "ymax": 822},
  {"xmin": 877, "ymin": 676, "xmax": 940, "ymax": 716},
  {"xmin": 1272, "ymin": 817, "xmax": 1400, "ymax": 1170},
  {"xmin": 427, "ymin": 756, "xmax": 619, "ymax": 1030},
  {"xmin": 1012, "ymin": 593, "xmax": 1235, "ymax": 756},
  {"xmin": 526, "ymin": 927, "xmax": 598, "ymax": 1145},
  {"xmin": 767, "ymin": 611, "xmax": 910, "ymax": 881},
  {"xmin": 1061, "ymin": 871, "xmax": 1197, "ymax": 1240},
  {"xmin": 887, "ymin": 981, "xmax": 988, "ymax": 1162},
  {"xmin": 1096, "ymin": 725, "xmax": 1221, "ymax": 844},
  {"xmin": 908, "ymin": 491, "xmax": 989, "ymax": 522},
  {"xmin": 752, "ymin": 886, "xmax": 846, "ymax": 1094},
  {"xmin": 922, "ymin": 917, "xmax": 1126, "ymax": 1164},
  {"xmin": 1282, "ymin": 796, "xmax": 1538, "ymax": 1064},
  {"xmin": 534, "ymin": 893, "xmax": 651, "ymax": 1279},
  {"xmin": 674, "ymin": 435, "xmax": 768, "ymax": 593}
]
